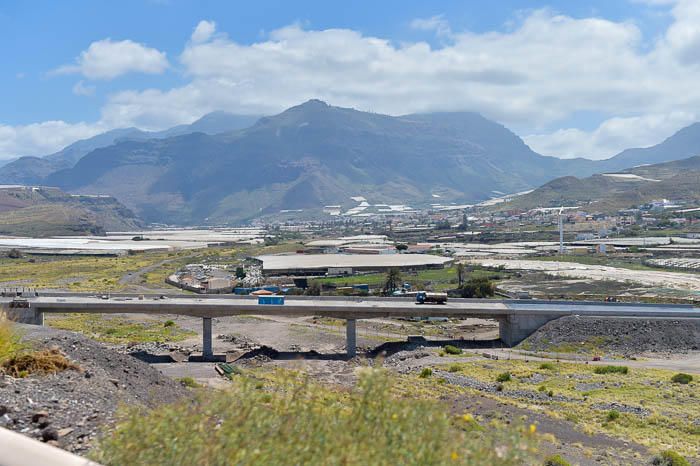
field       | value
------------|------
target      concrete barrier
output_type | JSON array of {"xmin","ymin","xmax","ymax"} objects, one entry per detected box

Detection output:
[{"xmin": 0, "ymin": 426, "xmax": 101, "ymax": 466}]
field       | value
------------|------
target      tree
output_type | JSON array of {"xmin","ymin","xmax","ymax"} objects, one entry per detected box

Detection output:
[
  {"xmin": 7, "ymin": 249, "xmax": 22, "ymax": 259},
  {"xmin": 461, "ymin": 213, "xmax": 469, "ymax": 231},
  {"xmin": 395, "ymin": 243, "xmax": 408, "ymax": 253},
  {"xmin": 235, "ymin": 267, "xmax": 247, "ymax": 280},
  {"xmin": 456, "ymin": 263, "xmax": 465, "ymax": 287},
  {"xmin": 459, "ymin": 277, "xmax": 495, "ymax": 298},
  {"xmin": 384, "ymin": 268, "xmax": 402, "ymax": 294}
]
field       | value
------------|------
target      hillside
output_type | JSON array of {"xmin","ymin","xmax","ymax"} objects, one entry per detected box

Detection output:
[
  {"xmin": 501, "ymin": 155, "xmax": 700, "ymax": 212},
  {"xmin": 0, "ymin": 112, "xmax": 259, "ymax": 185},
  {"xmin": 0, "ymin": 186, "xmax": 141, "ymax": 236},
  {"xmin": 46, "ymin": 100, "xmax": 599, "ymax": 224}
]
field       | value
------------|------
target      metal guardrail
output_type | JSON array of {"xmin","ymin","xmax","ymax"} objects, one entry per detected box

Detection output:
[{"xmin": 0, "ymin": 426, "xmax": 101, "ymax": 466}]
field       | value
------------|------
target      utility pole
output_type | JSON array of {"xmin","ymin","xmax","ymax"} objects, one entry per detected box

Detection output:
[{"xmin": 558, "ymin": 207, "xmax": 564, "ymax": 255}]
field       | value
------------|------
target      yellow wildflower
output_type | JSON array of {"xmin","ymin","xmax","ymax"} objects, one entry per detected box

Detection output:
[
  {"xmin": 529, "ymin": 423, "xmax": 537, "ymax": 434},
  {"xmin": 451, "ymin": 451, "xmax": 459, "ymax": 461}
]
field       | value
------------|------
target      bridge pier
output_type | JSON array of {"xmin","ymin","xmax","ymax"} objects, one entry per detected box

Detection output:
[
  {"xmin": 2, "ymin": 305, "xmax": 43, "ymax": 326},
  {"xmin": 346, "ymin": 319, "xmax": 357, "ymax": 358},
  {"xmin": 499, "ymin": 314, "xmax": 557, "ymax": 347},
  {"xmin": 202, "ymin": 317, "xmax": 213, "ymax": 360}
]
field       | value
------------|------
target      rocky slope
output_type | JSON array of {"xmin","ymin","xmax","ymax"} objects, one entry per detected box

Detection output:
[{"xmin": 0, "ymin": 325, "xmax": 189, "ymax": 454}]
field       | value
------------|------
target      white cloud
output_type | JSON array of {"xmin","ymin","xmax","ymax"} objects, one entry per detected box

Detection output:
[
  {"xmin": 54, "ymin": 39, "xmax": 169, "ymax": 80},
  {"xmin": 6, "ymin": 2, "xmax": 700, "ymax": 160},
  {"xmin": 72, "ymin": 80, "xmax": 96, "ymax": 97},
  {"xmin": 0, "ymin": 121, "xmax": 104, "ymax": 159},
  {"xmin": 410, "ymin": 15, "xmax": 452, "ymax": 37},
  {"xmin": 191, "ymin": 20, "xmax": 216, "ymax": 43},
  {"xmin": 525, "ymin": 112, "xmax": 698, "ymax": 159}
]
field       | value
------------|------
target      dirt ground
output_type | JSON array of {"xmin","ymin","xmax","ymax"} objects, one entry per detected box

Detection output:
[{"xmin": 89, "ymin": 312, "xmax": 695, "ymax": 466}]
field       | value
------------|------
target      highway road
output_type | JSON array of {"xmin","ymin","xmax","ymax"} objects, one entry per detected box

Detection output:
[{"xmin": 2, "ymin": 293, "xmax": 698, "ymax": 357}]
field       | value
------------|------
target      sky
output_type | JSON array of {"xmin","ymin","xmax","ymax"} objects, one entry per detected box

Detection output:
[{"xmin": 1, "ymin": 0, "xmax": 698, "ymax": 161}]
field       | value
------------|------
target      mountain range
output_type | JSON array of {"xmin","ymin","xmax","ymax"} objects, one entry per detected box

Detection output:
[
  {"xmin": 502, "ymin": 155, "xmax": 700, "ymax": 212},
  {"xmin": 0, "ymin": 112, "xmax": 259, "ymax": 186},
  {"xmin": 2, "ymin": 99, "xmax": 700, "ymax": 225}
]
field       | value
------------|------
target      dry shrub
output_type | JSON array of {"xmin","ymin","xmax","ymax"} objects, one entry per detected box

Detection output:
[{"xmin": 2, "ymin": 347, "xmax": 80, "ymax": 378}]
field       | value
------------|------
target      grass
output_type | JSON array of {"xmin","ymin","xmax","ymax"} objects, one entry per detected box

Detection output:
[
  {"xmin": 652, "ymin": 450, "xmax": 691, "ymax": 466},
  {"xmin": 0, "ymin": 313, "xmax": 24, "ymax": 364},
  {"xmin": 315, "ymin": 265, "xmax": 508, "ymax": 292},
  {"xmin": 2, "ymin": 347, "xmax": 80, "ymax": 378},
  {"xmin": 671, "ymin": 373, "xmax": 693, "ymax": 385},
  {"xmin": 47, "ymin": 314, "xmax": 196, "ymax": 344},
  {"xmin": 177, "ymin": 377, "xmax": 201, "ymax": 388},
  {"xmin": 443, "ymin": 345, "xmax": 462, "ymax": 355},
  {"xmin": 1, "ymin": 314, "xmax": 79, "ymax": 378},
  {"xmin": 434, "ymin": 359, "xmax": 700, "ymax": 457},
  {"xmin": 544, "ymin": 455, "xmax": 571, "ymax": 466},
  {"xmin": 496, "ymin": 372, "xmax": 512, "ymax": 382},
  {"xmin": 593, "ymin": 365, "xmax": 629, "ymax": 375},
  {"xmin": 93, "ymin": 368, "xmax": 536, "ymax": 466}
]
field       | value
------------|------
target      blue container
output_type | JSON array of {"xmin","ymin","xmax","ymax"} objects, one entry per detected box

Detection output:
[
  {"xmin": 234, "ymin": 287, "xmax": 252, "ymax": 295},
  {"xmin": 352, "ymin": 284, "xmax": 370, "ymax": 291},
  {"xmin": 258, "ymin": 295, "xmax": 285, "ymax": 305}
]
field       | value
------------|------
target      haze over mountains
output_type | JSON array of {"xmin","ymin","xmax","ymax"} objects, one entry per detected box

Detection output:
[
  {"xmin": 2, "ymin": 99, "xmax": 700, "ymax": 225},
  {"xmin": 0, "ymin": 112, "xmax": 259, "ymax": 186}
]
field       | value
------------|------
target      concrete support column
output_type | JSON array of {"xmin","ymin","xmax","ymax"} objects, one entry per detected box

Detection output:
[
  {"xmin": 499, "ymin": 314, "xmax": 556, "ymax": 347},
  {"xmin": 3, "ymin": 306, "xmax": 43, "ymax": 326},
  {"xmin": 346, "ymin": 319, "xmax": 357, "ymax": 358},
  {"xmin": 202, "ymin": 317, "xmax": 213, "ymax": 359}
]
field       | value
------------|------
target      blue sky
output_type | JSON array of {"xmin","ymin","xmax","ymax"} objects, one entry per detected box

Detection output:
[{"xmin": 1, "ymin": 0, "xmax": 696, "ymax": 160}]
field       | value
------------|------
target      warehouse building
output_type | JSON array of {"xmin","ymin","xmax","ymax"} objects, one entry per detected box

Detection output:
[{"xmin": 254, "ymin": 253, "xmax": 453, "ymax": 277}]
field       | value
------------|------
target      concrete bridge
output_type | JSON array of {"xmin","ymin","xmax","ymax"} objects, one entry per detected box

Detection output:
[{"xmin": 3, "ymin": 293, "xmax": 699, "ymax": 359}]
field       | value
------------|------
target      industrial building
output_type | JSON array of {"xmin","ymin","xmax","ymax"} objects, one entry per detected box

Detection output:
[{"xmin": 254, "ymin": 253, "xmax": 453, "ymax": 276}]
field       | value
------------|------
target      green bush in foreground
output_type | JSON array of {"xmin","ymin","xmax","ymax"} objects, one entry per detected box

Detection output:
[
  {"xmin": 593, "ymin": 365, "xmax": 628, "ymax": 375},
  {"xmin": 419, "ymin": 367, "xmax": 433, "ymax": 378},
  {"xmin": 443, "ymin": 345, "xmax": 462, "ymax": 355},
  {"xmin": 538, "ymin": 362, "xmax": 555, "ymax": 370},
  {"xmin": 670, "ymin": 373, "xmax": 693, "ymax": 385},
  {"xmin": 544, "ymin": 454, "xmax": 571, "ymax": 466},
  {"xmin": 606, "ymin": 410, "xmax": 620, "ymax": 422},
  {"xmin": 651, "ymin": 450, "xmax": 690, "ymax": 466},
  {"xmin": 94, "ymin": 369, "xmax": 535, "ymax": 466}
]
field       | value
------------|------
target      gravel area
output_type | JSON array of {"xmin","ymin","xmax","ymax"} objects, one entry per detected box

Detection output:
[
  {"xmin": 519, "ymin": 316, "xmax": 700, "ymax": 356},
  {"xmin": 0, "ymin": 324, "xmax": 189, "ymax": 454}
]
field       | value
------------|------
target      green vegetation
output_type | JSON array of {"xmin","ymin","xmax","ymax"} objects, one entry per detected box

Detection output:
[
  {"xmin": 0, "ymin": 314, "xmax": 23, "ymax": 364},
  {"xmin": 47, "ymin": 314, "xmax": 195, "ymax": 344},
  {"xmin": 543, "ymin": 454, "xmax": 571, "ymax": 466},
  {"xmin": 2, "ymin": 347, "xmax": 80, "ymax": 378},
  {"xmin": 443, "ymin": 345, "xmax": 462, "ymax": 355},
  {"xmin": 177, "ymin": 377, "xmax": 201, "ymax": 388},
  {"xmin": 1, "ymin": 314, "xmax": 78, "ymax": 378},
  {"xmin": 93, "ymin": 369, "xmax": 535, "ymax": 466},
  {"xmin": 434, "ymin": 359, "xmax": 699, "ymax": 456},
  {"xmin": 383, "ymin": 268, "xmax": 402, "ymax": 294},
  {"xmin": 316, "ymin": 265, "xmax": 508, "ymax": 292},
  {"xmin": 593, "ymin": 365, "xmax": 629, "ymax": 375},
  {"xmin": 670, "ymin": 373, "xmax": 693, "ymax": 385},
  {"xmin": 419, "ymin": 368, "xmax": 433, "ymax": 378},
  {"xmin": 163, "ymin": 320, "xmax": 175, "ymax": 328},
  {"xmin": 651, "ymin": 450, "xmax": 691, "ymax": 466},
  {"xmin": 606, "ymin": 410, "xmax": 620, "ymax": 422},
  {"xmin": 538, "ymin": 362, "xmax": 555, "ymax": 370},
  {"xmin": 458, "ymin": 277, "xmax": 495, "ymax": 298},
  {"xmin": 496, "ymin": 372, "xmax": 512, "ymax": 383},
  {"xmin": 448, "ymin": 364, "xmax": 461, "ymax": 373}
]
